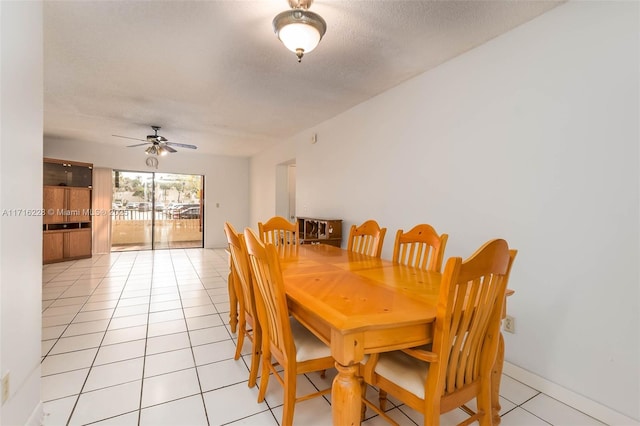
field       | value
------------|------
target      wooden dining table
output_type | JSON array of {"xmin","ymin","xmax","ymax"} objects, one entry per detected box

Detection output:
[{"xmin": 228, "ymin": 243, "xmax": 510, "ymax": 425}]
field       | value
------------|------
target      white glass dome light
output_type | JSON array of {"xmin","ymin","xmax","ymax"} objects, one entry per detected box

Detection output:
[
  {"xmin": 278, "ymin": 20, "xmax": 322, "ymax": 54},
  {"xmin": 273, "ymin": 3, "xmax": 327, "ymax": 63}
]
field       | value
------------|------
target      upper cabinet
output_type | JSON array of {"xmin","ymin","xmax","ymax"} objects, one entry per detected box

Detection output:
[{"xmin": 43, "ymin": 158, "xmax": 93, "ymax": 188}]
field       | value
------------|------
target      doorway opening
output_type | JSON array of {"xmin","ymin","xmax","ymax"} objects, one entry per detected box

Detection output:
[
  {"xmin": 111, "ymin": 170, "xmax": 204, "ymax": 251},
  {"xmin": 276, "ymin": 161, "xmax": 296, "ymax": 222}
]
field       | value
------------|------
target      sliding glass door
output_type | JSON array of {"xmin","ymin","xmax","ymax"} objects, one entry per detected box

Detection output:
[
  {"xmin": 111, "ymin": 170, "xmax": 204, "ymax": 251},
  {"xmin": 153, "ymin": 173, "xmax": 203, "ymax": 250}
]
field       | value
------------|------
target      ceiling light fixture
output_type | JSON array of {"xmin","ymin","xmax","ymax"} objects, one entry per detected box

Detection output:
[
  {"xmin": 273, "ymin": 0, "xmax": 326, "ymax": 63},
  {"xmin": 145, "ymin": 144, "xmax": 167, "ymax": 156}
]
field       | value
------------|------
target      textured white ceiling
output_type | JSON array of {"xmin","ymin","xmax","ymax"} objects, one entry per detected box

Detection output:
[{"xmin": 44, "ymin": 1, "xmax": 562, "ymax": 157}]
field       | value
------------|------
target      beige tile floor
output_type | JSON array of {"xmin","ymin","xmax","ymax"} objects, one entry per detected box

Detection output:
[{"xmin": 41, "ymin": 249, "xmax": 606, "ymax": 425}]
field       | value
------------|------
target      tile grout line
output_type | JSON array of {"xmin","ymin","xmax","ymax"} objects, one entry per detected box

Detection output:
[
  {"xmin": 172, "ymin": 248, "xmax": 212, "ymax": 426},
  {"xmin": 193, "ymin": 248, "xmax": 267, "ymax": 423},
  {"xmin": 44, "ymin": 249, "xmax": 552, "ymax": 426},
  {"xmin": 204, "ymin": 249, "xmax": 277, "ymax": 422},
  {"xmin": 42, "ymin": 260, "xmax": 93, "ymax": 360},
  {"xmin": 137, "ymin": 249, "xmax": 159, "ymax": 426},
  {"xmin": 63, "ymin": 251, "xmax": 140, "ymax": 425}
]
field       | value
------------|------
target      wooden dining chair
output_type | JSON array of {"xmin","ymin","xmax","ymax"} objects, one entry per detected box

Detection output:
[
  {"xmin": 361, "ymin": 239, "xmax": 516, "ymax": 426},
  {"xmin": 224, "ymin": 222, "xmax": 261, "ymax": 388},
  {"xmin": 258, "ymin": 216, "xmax": 299, "ymax": 246},
  {"xmin": 392, "ymin": 224, "xmax": 449, "ymax": 272},
  {"xmin": 244, "ymin": 227, "xmax": 335, "ymax": 426},
  {"xmin": 347, "ymin": 219, "xmax": 387, "ymax": 258}
]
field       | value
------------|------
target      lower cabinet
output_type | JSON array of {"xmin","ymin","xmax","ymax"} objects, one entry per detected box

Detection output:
[
  {"xmin": 43, "ymin": 232, "xmax": 64, "ymax": 263},
  {"xmin": 43, "ymin": 228, "xmax": 92, "ymax": 263}
]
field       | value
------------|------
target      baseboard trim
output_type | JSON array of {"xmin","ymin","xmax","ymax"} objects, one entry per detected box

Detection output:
[{"xmin": 503, "ymin": 362, "xmax": 639, "ymax": 426}]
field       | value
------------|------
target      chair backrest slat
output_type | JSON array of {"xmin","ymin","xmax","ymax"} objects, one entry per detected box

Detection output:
[
  {"xmin": 258, "ymin": 216, "xmax": 299, "ymax": 246},
  {"xmin": 427, "ymin": 239, "xmax": 513, "ymax": 402},
  {"xmin": 347, "ymin": 220, "xmax": 386, "ymax": 258},
  {"xmin": 224, "ymin": 222, "xmax": 258, "ymax": 322},
  {"xmin": 392, "ymin": 224, "xmax": 448, "ymax": 272},
  {"xmin": 244, "ymin": 227, "xmax": 295, "ymax": 362}
]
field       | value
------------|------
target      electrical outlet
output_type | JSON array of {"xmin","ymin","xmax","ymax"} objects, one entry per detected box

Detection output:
[
  {"xmin": 1, "ymin": 372, "xmax": 9, "ymax": 404},
  {"xmin": 503, "ymin": 315, "xmax": 515, "ymax": 333}
]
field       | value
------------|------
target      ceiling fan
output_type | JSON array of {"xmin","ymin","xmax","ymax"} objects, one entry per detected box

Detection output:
[{"xmin": 113, "ymin": 126, "xmax": 197, "ymax": 156}]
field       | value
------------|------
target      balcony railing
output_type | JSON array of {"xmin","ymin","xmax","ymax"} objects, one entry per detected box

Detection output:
[{"xmin": 110, "ymin": 208, "xmax": 202, "ymax": 249}]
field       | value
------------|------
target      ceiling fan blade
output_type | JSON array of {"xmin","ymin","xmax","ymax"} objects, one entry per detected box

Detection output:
[
  {"xmin": 115, "ymin": 127, "xmax": 194, "ymax": 152},
  {"xmin": 113, "ymin": 134, "xmax": 146, "ymax": 142},
  {"xmin": 166, "ymin": 142, "xmax": 197, "ymax": 149}
]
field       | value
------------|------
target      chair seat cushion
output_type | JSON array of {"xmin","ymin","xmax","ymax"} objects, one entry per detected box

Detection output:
[
  {"xmin": 375, "ymin": 350, "xmax": 430, "ymax": 399},
  {"xmin": 290, "ymin": 318, "xmax": 332, "ymax": 362}
]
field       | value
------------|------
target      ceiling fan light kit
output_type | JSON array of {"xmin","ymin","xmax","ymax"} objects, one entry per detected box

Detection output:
[
  {"xmin": 145, "ymin": 144, "xmax": 168, "ymax": 156},
  {"xmin": 273, "ymin": 0, "xmax": 326, "ymax": 63}
]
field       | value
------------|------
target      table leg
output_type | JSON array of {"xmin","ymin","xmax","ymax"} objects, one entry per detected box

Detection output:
[
  {"xmin": 332, "ymin": 362, "xmax": 362, "ymax": 426},
  {"xmin": 491, "ymin": 333, "xmax": 505, "ymax": 425},
  {"xmin": 228, "ymin": 270, "xmax": 238, "ymax": 333}
]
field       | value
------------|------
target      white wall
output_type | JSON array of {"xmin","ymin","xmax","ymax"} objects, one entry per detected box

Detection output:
[
  {"xmin": 0, "ymin": 1, "xmax": 44, "ymax": 424},
  {"xmin": 44, "ymin": 139, "xmax": 250, "ymax": 248},
  {"xmin": 251, "ymin": 1, "xmax": 639, "ymax": 421},
  {"xmin": 250, "ymin": 138, "xmax": 296, "ymax": 228}
]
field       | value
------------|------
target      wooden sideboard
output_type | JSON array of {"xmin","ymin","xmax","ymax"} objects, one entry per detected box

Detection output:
[{"xmin": 297, "ymin": 216, "xmax": 342, "ymax": 247}]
